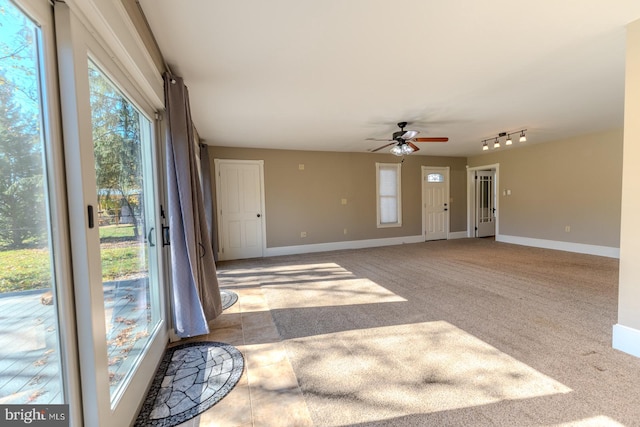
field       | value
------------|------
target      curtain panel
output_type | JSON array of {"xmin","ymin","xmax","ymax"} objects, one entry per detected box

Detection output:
[{"xmin": 164, "ymin": 73, "xmax": 222, "ymax": 337}]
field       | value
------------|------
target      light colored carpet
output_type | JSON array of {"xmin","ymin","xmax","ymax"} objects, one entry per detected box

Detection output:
[{"xmin": 218, "ymin": 238, "xmax": 640, "ymax": 426}]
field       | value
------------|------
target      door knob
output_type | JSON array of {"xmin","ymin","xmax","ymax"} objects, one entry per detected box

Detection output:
[{"xmin": 257, "ymin": 213, "xmax": 261, "ymax": 218}]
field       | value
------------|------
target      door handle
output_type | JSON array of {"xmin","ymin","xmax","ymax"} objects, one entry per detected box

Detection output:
[
  {"xmin": 162, "ymin": 225, "xmax": 170, "ymax": 246},
  {"xmin": 147, "ymin": 227, "xmax": 155, "ymax": 247},
  {"xmin": 87, "ymin": 205, "xmax": 95, "ymax": 229}
]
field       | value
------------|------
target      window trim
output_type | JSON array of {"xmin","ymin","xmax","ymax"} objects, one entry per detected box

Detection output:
[{"xmin": 376, "ymin": 162, "xmax": 402, "ymax": 228}]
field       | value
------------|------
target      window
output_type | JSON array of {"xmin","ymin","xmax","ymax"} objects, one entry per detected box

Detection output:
[
  {"xmin": 376, "ymin": 163, "xmax": 402, "ymax": 227},
  {"xmin": 427, "ymin": 173, "xmax": 445, "ymax": 183}
]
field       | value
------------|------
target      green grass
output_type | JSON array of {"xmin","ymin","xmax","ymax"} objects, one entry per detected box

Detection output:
[
  {"xmin": 101, "ymin": 244, "xmax": 147, "ymax": 281},
  {"xmin": 100, "ymin": 224, "xmax": 136, "ymax": 239},
  {"xmin": 0, "ymin": 248, "xmax": 51, "ymax": 293},
  {"xmin": 0, "ymin": 240, "xmax": 147, "ymax": 293}
]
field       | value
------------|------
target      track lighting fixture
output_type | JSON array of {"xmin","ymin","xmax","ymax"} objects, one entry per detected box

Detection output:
[
  {"xmin": 481, "ymin": 129, "xmax": 527, "ymax": 151},
  {"xmin": 519, "ymin": 130, "xmax": 527, "ymax": 142}
]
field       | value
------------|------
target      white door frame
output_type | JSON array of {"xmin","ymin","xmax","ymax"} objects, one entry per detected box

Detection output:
[
  {"xmin": 214, "ymin": 159, "xmax": 267, "ymax": 260},
  {"xmin": 467, "ymin": 164, "xmax": 500, "ymax": 238},
  {"xmin": 422, "ymin": 166, "xmax": 450, "ymax": 240}
]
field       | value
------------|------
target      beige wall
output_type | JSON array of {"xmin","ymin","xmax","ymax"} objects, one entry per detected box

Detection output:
[
  {"xmin": 618, "ymin": 18, "xmax": 640, "ymax": 332},
  {"xmin": 208, "ymin": 147, "xmax": 467, "ymax": 248},
  {"xmin": 467, "ymin": 129, "xmax": 623, "ymax": 248}
]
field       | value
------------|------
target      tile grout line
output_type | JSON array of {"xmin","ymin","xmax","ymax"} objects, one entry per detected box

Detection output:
[{"xmin": 238, "ymin": 288, "xmax": 256, "ymax": 427}]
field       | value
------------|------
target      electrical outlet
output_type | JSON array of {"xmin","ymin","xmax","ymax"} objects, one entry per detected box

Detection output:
[
  {"xmin": 300, "ymin": 231, "xmax": 307, "ymax": 238},
  {"xmin": 341, "ymin": 198, "xmax": 347, "ymax": 205},
  {"xmin": 343, "ymin": 228, "xmax": 348, "ymax": 235},
  {"xmin": 565, "ymin": 225, "xmax": 571, "ymax": 232}
]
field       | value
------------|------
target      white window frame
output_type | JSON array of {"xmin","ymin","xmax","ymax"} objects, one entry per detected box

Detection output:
[{"xmin": 376, "ymin": 162, "xmax": 402, "ymax": 227}]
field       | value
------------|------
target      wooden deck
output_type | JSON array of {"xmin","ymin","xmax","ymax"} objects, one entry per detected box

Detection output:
[{"xmin": 0, "ymin": 277, "xmax": 151, "ymax": 404}]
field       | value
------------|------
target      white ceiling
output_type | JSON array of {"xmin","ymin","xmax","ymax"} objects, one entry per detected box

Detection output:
[{"xmin": 139, "ymin": 0, "xmax": 640, "ymax": 157}]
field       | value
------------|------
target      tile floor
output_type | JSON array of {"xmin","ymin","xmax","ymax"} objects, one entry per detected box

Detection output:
[{"xmin": 173, "ymin": 285, "xmax": 313, "ymax": 427}]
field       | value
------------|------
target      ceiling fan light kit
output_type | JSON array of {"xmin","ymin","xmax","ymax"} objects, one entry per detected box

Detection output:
[
  {"xmin": 482, "ymin": 129, "xmax": 527, "ymax": 151},
  {"xmin": 368, "ymin": 122, "xmax": 449, "ymax": 156}
]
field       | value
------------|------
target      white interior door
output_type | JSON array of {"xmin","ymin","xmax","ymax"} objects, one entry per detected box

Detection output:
[
  {"xmin": 476, "ymin": 170, "xmax": 496, "ymax": 237},
  {"xmin": 423, "ymin": 167, "xmax": 450, "ymax": 241},
  {"xmin": 215, "ymin": 159, "xmax": 265, "ymax": 260}
]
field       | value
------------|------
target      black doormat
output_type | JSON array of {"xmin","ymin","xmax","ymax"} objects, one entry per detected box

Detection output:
[{"xmin": 134, "ymin": 341, "xmax": 244, "ymax": 426}]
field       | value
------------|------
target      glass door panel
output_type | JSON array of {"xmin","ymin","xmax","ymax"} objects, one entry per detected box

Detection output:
[
  {"xmin": 0, "ymin": 0, "xmax": 64, "ymax": 404},
  {"xmin": 87, "ymin": 60, "xmax": 161, "ymax": 403}
]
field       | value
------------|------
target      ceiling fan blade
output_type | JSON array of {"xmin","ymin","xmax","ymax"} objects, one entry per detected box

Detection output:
[
  {"xmin": 407, "ymin": 142, "xmax": 420, "ymax": 152},
  {"xmin": 414, "ymin": 137, "xmax": 449, "ymax": 142},
  {"xmin": 369, "ymin": 142, "xmax": 395, "ymax": 152},
  {"xmin": 365, "ymin": 138, "xmax": 393, "ymax": 142},
  {"xmin": 402, "ymin": 130, "xmax": 419, "ymax": 139}
]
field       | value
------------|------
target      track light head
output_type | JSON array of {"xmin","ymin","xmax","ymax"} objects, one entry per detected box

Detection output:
[{"xmin": 519, "ymin": 131, "xmax": 527, "ymax": 142}]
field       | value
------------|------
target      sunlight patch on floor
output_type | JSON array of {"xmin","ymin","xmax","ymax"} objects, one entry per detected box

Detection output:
[
  {"xmin": 285, "ymin": 321, "xmax": 572, "ymax": 426},
  {"xmin": 220, "ymin": 263, "xmax": 406, "ymax": 308},
  {"xmin": 551, "ymin": 415, "xmax": 625, "ymax": 426}
]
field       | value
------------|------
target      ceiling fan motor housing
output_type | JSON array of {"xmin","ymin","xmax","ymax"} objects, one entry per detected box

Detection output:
[{"xmin": 393, "ymin": 131, "xmax": 407, "ymax": 141}]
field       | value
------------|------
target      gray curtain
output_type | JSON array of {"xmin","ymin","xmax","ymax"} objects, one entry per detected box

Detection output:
[
  {"xmin": 199, "ymin": 144, "xmax": 218, "ymax": 260},
  {"xmin": 164, "ymin": 73, "xmax": 222, "ymax": 338}
]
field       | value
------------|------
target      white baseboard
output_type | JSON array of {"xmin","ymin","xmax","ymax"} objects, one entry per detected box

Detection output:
[
  {"xmin": 496, "ymin": 234, "xmax": 620, "ymax": 259},
  {"xmin": 265, "ymin": 235, "xmax": 424, "ymax": 257},
  {"xmin": 448, "ymin": 231, "xmax": 468, "ymax": 240},
  {"xmin": 613, "ymin": 324, "xmax": 640, "ymax": 358}
]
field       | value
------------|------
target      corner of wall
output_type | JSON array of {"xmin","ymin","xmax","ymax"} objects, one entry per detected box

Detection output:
[{"xmin": 612, "ymin": 324, "xmax": 640, "ymax": 358}]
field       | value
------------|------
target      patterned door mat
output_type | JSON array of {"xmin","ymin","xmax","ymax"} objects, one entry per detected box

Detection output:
[
  {"xmin": 134, "ymin": 341, "xmax": 244, "ymax": 426},
  {"xmin": 220, "ymin": 289, "xmax": 238, "ymax": 310}
]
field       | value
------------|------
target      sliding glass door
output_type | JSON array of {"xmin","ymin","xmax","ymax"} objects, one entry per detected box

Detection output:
[
  {"xmin": 87, "ymin": 60, "xmax": 163, "ymax": 403},
  {"xmin": 54, "ymin": 3, "xmax": 168, "ymax": 425},
  {"xmin": 0, "ymin": 1, "xmax": 167, "ymax": 424},
  {"xmin": 0, "ymin": 0, "xmax": 79, "ymax": 417}
]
